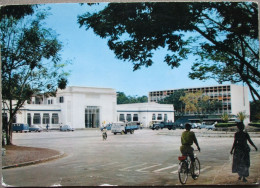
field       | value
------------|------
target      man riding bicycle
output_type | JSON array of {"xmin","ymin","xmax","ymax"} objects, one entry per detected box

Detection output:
[{"xmin": 180, "ymin": 123, "xmax": 200, "ymax": 178}]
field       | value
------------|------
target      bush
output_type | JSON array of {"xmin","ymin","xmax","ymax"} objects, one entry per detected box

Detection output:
[
  {"xmin": 248, "ymin": 123, "xmax": 260, "ymax": 127},
  {"xmin": 215, "ymin": 123, "xmax": 236, "ymax": 128}
]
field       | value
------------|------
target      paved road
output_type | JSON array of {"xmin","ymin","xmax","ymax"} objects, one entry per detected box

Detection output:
[{"xmin": 2, "ymin": 129, "xmax": 260, "ymax": 186}]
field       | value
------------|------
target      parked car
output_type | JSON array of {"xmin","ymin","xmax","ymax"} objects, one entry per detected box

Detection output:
[
  {"xmin": 29, "ymin": 125, "xmax": 43, "ymax": 132},
  {"xmin": 196, "ymin": 123, "xmax": 206, "ymax": 129},
  {"xmin": 205, "ymin": 124, "xmax": 216, "ymax": 130},
  {"xmin": 60, "ymin": 125, "xmax": 74, "ymax": 131},
  {"xmin": 12, "ymin": 123, "xmax": 29, "ymax": 133},
  {"xmin": 191, "ymin": 123, "xmax": 199, "ymax": 129}
]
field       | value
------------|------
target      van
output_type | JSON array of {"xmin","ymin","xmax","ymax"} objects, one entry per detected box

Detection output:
[
  {"xmin": 12, "ymin": 123, "xmax": 29, "ymax": 133},
  {"xmin": 111, "ymin": 122, "xmax": 126, "ymax": 135}
]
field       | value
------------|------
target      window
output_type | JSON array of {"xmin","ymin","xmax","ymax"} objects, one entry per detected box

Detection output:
[
  {"xmin": 43, "ymin": 113, "xmax": 50, "ymax": 124},
  {"xmin": 119, "ymin": 114, "xmax": 125, "ymax": 122},
  {"xmin": 27, "ymin": 113, "xmax": 31, "ymax": 125},
  {"xmin": 33, "ymin": 113, "xmax": 41, "ymax": 124},
  {"xmin": 157, "ymin": 114, "xmax": 162, "ymax": 120},
  {"xmin": 164, "ymin": 114, "xmax": 168, "ymax": 121},
  {"xmin": 152, "ymin": 114, "xmax": 156, "ymax": 120},
  {"xmin": 59, "ymin": 96, "xmax": 64, "ymax": 103},
  {"xmin": 48, "ymin": 99, "xmax": 53, "ymax": 104},
  {"xmin": 52, "ymin": 113, "xmax": 59, "ymax": 124},
  {"xmin": 133, "ymin": 114, "xmax": 138, "ymax": 121},
  {"xmin": 126, "ymin": 114, "xmax": 132, "ymax": 122}
]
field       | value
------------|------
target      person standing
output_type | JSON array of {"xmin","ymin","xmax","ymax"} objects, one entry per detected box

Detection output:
[
  {"xmin": 46, "ymin": 124, "xmax": 49, "ymax": 132},
  {"xmin": 230, "ymin": 122, "xmax": 258, "ymax": 182}
]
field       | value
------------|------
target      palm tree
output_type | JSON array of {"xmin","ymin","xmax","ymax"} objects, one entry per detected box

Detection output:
[{"xmin": 237, "ymin": 111, "xmax": 248, "ymax": 123}]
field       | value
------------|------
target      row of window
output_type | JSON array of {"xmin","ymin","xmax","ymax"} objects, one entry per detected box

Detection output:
[
  {"xmin": 119, "ymin": 113, "xmax": 168, "ymax": 122},
  {"xmin": 152, "ymin": 114, "xmax": 168, "ymax": 121},
  {"xmin": 119, "ymin": 114, "xmax": 139, "ymax": 122},
  {"xmin": 27, "ymin": 113, "xmax": 59, "ymax": 125}
]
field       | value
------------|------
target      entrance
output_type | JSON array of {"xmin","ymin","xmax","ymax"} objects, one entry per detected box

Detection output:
[{"xmin": 85, "ymin": 106, "xmax": 100, "ymax": 128}]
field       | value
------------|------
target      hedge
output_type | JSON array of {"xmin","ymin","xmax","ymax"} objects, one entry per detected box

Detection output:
[
  {"xmin": 215, "ymin": 123, "xmax": 236, "ymax": 128},
  {"xmin": 248, "ymin": 123, "xmax": 260, "ymax": 128}
]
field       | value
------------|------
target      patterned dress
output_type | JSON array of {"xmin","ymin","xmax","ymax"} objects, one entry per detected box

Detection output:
[{"xmin": 232, "ymin": 131, "xmax": 251, "ymax": 177}]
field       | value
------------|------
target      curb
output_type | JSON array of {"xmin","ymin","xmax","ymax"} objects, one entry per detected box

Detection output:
[{"xmin": 2, "ymin": 151, "xmax": 66, "ymax": 169}]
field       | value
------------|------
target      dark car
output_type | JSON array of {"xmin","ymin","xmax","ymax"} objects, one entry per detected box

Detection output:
[
  {"xmin": 151, "ymin": 122, "xmax": 176, "ymax": 130},
  {"xmin": 29, "ymin": 125, "xmax": 43, "ymax": 132},
  {"xmin": 12, "ymin": 123, "xmax": 29, "ymax": 133},
  {"xmin": 60, "ymin": 125, "xmax": 74, "ymax": 131}
]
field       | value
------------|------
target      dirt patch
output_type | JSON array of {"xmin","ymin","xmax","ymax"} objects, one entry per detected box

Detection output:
[{"xmin": 2, "ymin": 145, "xmax": 62, "ymax": 167}]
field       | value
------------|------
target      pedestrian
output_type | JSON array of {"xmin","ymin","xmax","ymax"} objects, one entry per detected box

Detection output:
[
  {"xmin": 46, "ymin": 124, "xmax": 49, "ymax": 132},
  {"xmin": 230, "ymin": 122, "xmax": 258, "ymax": 182}
]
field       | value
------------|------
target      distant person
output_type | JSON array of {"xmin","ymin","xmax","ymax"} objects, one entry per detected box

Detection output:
[
  {"xmin": 180, "ymin": 123, "xmax": 200, "ymax": 178},
  {"xmin": 46, "ymin": 124, "xmax": 49, "ymax": 132},
  {"xmin": 230, "ymin": 122, "xmax": 258, "ymax": 182},
  {"xmin": 102, "ymin": 126, "xmax": 107, "ymax": 141}
]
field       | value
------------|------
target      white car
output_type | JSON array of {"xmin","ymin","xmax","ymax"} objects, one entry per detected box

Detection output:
[
  {"xmin": 60, "ymin": 125, "xmax": 74, "ymax": 131},
  {"xmin": 205, "ymin": 124, "xmax": 216, "ymax": 130}
]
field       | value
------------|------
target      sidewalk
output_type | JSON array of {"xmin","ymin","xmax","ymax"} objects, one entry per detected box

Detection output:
[{"xmin": 2, "ymin": 145, "xmax": 65, "ymax": 169}]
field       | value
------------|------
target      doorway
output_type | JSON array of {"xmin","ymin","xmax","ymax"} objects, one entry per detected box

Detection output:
[{"xmin": 85, "ymin": 106, "xmax": 100, "ymax": 128}]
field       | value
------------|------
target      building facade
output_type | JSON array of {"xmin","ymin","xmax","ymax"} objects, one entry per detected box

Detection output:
[
  {"xmin": 4, "ymin": 86, "xmax": 174, "ymax": 129},
  {"xmin": 7, "ymin": 86, "xmax": 117, "ymax": 129},
  {"xmin": 149, "ymin": 84, "xmax": 250, "ymax": 121},
  {"xmin": 117, "ymin": 103, "xmax": 174, "ymax": 127}
]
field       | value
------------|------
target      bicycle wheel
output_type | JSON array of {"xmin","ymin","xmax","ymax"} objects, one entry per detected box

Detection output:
[
  {"xmin": 178, "ymin": 161, "xmax": 188, "ymax": 184},
  {"xmin": 192, "ymin": 157, "xmax": 200, "ymax": 179}
]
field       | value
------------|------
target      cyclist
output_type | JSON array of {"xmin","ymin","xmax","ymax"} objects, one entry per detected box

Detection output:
[
  {"xmin": 180, "ymin": 123, "xmax": 201, "ymax": 178},
  {"xmin": 102, "ymin": 126, "xmax": 107, "ymax": 140}
]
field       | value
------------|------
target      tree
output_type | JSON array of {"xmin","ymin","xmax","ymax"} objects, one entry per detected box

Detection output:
[
  {"xmin": 158, "ymin": 89, "xmax": 185, "ymax": 116},
  {"xmin": 221, "ymin": 112, "xmax": 230, "ymax": 123},
  {"xmin": 117, "ymin": 92, "xmax": 148, "ymax": 104},
  {"xmin": 180, "ymin": 91, "xmax": 202, "ymax": 114},
  {"xmin": 1, "ymin": 7, "xmax": 70, "ymax": 145},
  {"xmin": 237, "ymin": 111, "xmax": 248, "ymax": 123},
  {"xmin": 250, "ymin": 100, "xmax": 260, "ymax": 122},
  {"xmin": 179, "ymin": 90, "xmax": 221, "ymax": 115},
  {"xmin": 78, "ymin": 2, "xmax": 259, "ymax": 101}
]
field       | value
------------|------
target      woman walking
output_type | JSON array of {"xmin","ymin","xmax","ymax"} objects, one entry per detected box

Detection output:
[{"xmin": 230, "ymin": 122, "xmax": 258, "ymax": 182}]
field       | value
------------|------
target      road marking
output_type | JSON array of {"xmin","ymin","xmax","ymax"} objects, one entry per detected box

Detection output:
[
  {"xmin": 99, "ymin": 162, "xmax": 119, "ymax": 167},
  {"xmin": 200, "ymin": 166, "xmax": 211, "ymax": 172},
  {"xmin": 171, "ymin": 170, "xmax": 178, "ymax": 174},
  {"xmin": 136, "ymin": 164, "xmax": 162, "ymax": 172},
  {"xmin": 153, "ymin": 164, "xmax": 178, "ymax": 173},
  {"xmin": 171, "ymin": 165, "xmax": 212, "ymax": 174},
  {"xmin": 119, "ymin": 163, "xmax": 147, "ymax": 171}
]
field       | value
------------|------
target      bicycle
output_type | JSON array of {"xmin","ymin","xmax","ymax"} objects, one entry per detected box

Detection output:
[{"xmin": 178, "ymin": 151, "xmax": 200, "ymax": 185}]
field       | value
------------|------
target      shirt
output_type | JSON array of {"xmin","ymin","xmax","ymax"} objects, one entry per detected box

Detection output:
[{"xmin": 181, "ymin": 131, "xmax": 196, "ymax": 146}]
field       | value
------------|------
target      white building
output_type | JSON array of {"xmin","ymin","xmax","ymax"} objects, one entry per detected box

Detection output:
[
  {"xmin": 6, "ymin": 86, "xmax": 174, "ymax": 129},
  {"xmin": 117, "ymin": 103, "xmax": 174, "ymax": 127},
  {"xmin": 11, "ymin": 86, "xmax": 117, "ymax": 129}
]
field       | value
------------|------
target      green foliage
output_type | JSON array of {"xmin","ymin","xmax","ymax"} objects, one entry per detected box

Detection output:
[
  {"xmin": 215, "ymin": 123, "xmax": 236, "ymax": 128},
  {"xmin": 221, "ymin": 113, "xmax": 230, "ymax": 123},
  {"xmin": 178, "ymin": 91, "xmax": 221, "ymax": 115},
  {"xmin": 78, "ymin": 2, "xmax": 259, "ymax": 100},
  {"xmin": 117, "ymin": 92, "xmax": 148, "ymax": 104},
  {"xmin": 248, "ymin": 123, "xmax": 260, "ymax": 128},
  {"xmin": 237, "ymin": 111, "xmax": 248, "ymax": 123},
  {"xmin": 1, "ymin": 7, "xmax": 70, "ymax": 145},
  {"xmin": 158, "ymin": 89, "xmax": 185, "ymax": 116}
]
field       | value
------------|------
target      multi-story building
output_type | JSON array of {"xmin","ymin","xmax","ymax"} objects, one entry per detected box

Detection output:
[{"xmin": 149, "ymin": 84, "xmax": 250, "ymax": 121}]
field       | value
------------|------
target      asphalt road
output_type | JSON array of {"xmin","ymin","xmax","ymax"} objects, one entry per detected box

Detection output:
[{"xmin": 2, "ymin": 129, "xmax": 260, "ymax": 186}]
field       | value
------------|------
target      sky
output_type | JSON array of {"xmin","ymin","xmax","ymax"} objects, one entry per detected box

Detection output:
[{"xmin": 41, "ymin": 3, "xmax": 233, "ymax": 97}]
